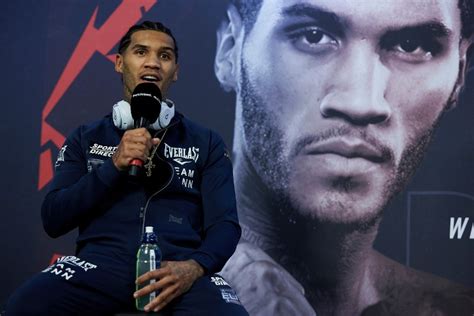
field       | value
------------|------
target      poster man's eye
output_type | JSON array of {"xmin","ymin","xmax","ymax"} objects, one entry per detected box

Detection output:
[
  {"xmin": 398, "ymin": 38, "xmax": 421, "ymax": 53},
  {"xmin": 288, "ymin": 27, "xmax": 338, "ymax": 54},
  {"xmin": 381, "ymin": 33, "xmax": 443, "ymax": 63}
]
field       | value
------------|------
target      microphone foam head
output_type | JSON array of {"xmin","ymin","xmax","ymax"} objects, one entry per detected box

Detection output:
[{"xmin": 130, "ymin": 83, "xmax": 162, "ymax": 122}]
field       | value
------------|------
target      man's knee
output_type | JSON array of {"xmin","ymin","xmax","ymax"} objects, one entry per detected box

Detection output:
[{"xmin": 173, "ymin": 274, "xmax": 249, "ymax": 316}]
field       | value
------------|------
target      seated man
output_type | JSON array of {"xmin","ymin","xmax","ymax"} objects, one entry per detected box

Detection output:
[{"xmin": 5, "ymin": 21, "xmax": 248, "ymax": 316}]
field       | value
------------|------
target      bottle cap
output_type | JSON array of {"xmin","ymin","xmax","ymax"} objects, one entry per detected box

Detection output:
[{"xmin": 145, "ymin": 226, "xmax": 154, "ymax": 233}]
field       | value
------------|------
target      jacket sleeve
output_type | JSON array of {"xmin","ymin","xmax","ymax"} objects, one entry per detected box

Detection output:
[
  {"xmin": 188, "ymin": 132, "xmax": 241, "ymax": 273},
  {"xmin": 41, "ymin": 126, "xmax": 124, "ymax": 238}
]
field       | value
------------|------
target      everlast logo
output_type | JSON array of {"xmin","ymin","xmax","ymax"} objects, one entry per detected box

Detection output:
[{"xmin": 164, "ymin": 143, "xmax": 200, "ymax": 164}]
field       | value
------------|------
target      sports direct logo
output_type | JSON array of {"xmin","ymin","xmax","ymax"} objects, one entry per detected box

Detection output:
[
  {"xmin": 38, "ymin": 0, "xmax": 157, "ymax": 190},
  {"xmin": 89, "ymin": 143, "xmax": 117, "ymax": 158}
]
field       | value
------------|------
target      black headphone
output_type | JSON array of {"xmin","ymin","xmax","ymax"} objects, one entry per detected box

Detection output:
[{"xmin": 112, "ymin": 99, "xmax": 175, "ymax": 130}]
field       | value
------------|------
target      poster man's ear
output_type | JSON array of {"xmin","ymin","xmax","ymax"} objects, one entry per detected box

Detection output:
[
  {"xmin": 447, "ymin": 40, "xmax": 473, "ymax": 109},
  {"xmin": 214, "ymin": 5, "xmax": 244, "ymax": 92}
]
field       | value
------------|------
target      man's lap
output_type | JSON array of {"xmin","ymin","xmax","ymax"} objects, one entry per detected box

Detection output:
[{"xmin": 5, "ymin": 264, "xmax": 248, "ymax": 315}]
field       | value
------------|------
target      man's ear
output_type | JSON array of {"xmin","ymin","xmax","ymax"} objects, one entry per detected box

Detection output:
[
  {"xmin": 115, "ymin": 54, "xmax": 123, "ymax": 74},
  {"xmin": 447, "ymin": 39, "xmax": 472, "ymax": 109},
  {"xmin": 173, "ymin": 63, "xmax": 179, "ymax": 82},
  {"xmin": 214, "ymin": 5, "xmax": 244, "ymax": 92}
]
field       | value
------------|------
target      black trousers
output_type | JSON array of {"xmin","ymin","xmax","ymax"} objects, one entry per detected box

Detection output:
[{"xmin": 5, "ymin": 259, "xmax": 248, "ymax": 316}]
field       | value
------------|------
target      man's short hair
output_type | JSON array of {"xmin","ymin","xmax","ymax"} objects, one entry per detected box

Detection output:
[
  {"xmin": 231, "ymin": 0, "xmax": 474, "ymax": 39},
  {"xmin": 118, "ymin": 21, "xmax": 179, "ymax": 63}
]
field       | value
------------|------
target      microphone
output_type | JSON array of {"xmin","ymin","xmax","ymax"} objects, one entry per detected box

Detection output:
[{"xmin": 128, "ymin": 83, "xmax": 162, "ymax": 177}]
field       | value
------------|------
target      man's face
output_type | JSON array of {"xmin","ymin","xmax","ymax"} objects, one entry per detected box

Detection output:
[
  {"xmin": 232, "ymin": 0, "xmax": 466, "ymax": 224},
  {"xmin": 115, "ymin": 30, "xmax": 179, "ymax": 101}
]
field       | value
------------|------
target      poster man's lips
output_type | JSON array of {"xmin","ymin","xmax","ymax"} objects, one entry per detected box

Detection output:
[{"xmin": 303, "ymin": 138, "xmax": 386, "ymax": 162}]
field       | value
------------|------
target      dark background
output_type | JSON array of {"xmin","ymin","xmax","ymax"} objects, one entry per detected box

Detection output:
[{"xmin": 1, "ymin": 0, "xmax": 472, "ymax": 307}]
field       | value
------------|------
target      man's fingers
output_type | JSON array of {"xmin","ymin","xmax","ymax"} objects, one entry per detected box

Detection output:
[
  {"xmin": 123, "ymin": 135, "xmax": 151, "ymax": 149},
  {"xmin": 135, "ymin": 262, "xmax": 170, "ymax": 287},
  {"xmin": 122, "ymin": 143, "xmax": 150, "ymax": 159},
  {"xmin": 134, "ymin": 280, "xmax": 161, "ymax": 298},
  {"xmin": 136, "ymin": 265, "xmax": 171, "ymax": 284},
  {"xmin": 136, "ymin": 270, "xmax": 157, "ymax": 285},
  {"xmin": 145, "ymin": 284, "xmax": 179, "ymax": 312},
  {"xmin": 112, "ymin": 128, "xmax": 159, "ymax": 170},
  {"xmin": 152, "ymin": 137, "xmax": 161, "ymax": 145},
  {"xmin": 118, "ymin": 136, "xmax": 152, "ymax": 159},
  {"xmin": 134, "ymin": 274, "xmax": 171, "ymax": 299},
  {"xmin": 123, "ymin": 129, "xmax": 153, "ymax": 147},
  {"xmin": 127, "ymin": 127, "xmax": 149, "ymax": 136},
  {"xmin": 135, "ymin": 272, "xmax": 177, "ymax": 300}
]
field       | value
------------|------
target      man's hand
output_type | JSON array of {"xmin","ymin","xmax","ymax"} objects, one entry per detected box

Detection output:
[
  {"xmin": 134, "ymin": 259, "xmax": 205, "ymax": 312},
  {"xmin": 112, "ymin": 128, "xmax": 160, "ymax": 171}
]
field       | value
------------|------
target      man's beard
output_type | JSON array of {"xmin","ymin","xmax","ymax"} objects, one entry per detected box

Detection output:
[{"xmin": 239, "ymin": 58, "xmax": 443, "ymax": 232}]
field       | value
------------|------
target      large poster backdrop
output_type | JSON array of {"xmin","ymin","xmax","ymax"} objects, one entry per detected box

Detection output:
[{"xmin": 1, "ymin": 0, "xmax": 473, "ymax": 314}]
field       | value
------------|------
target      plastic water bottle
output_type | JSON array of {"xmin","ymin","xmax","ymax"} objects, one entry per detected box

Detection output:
[{"xmin": 136, "ymin": 226, "xmax": 161, "ymax": 311}]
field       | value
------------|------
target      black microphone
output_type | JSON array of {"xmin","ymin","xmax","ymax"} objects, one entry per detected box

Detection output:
[{"xmin": 128, "ymin": 83, "xmax": 162, "ymax": 177}]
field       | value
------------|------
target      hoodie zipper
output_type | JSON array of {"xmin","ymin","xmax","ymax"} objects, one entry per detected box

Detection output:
[{"xmin": 138, "ymin": 122, "xmax": 179, "ymax": 240}]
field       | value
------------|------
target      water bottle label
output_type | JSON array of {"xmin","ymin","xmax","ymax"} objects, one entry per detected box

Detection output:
[
  {"xmin": 150, "ymin": 250, "xmax": 156, "ymax": 271},
  {"xmin": 149, "ymin": 249, "xmax": 156, "ymax": 301}
]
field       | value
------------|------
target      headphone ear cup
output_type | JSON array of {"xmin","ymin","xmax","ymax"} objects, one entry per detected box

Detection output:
[
  {"xmin": 112, "ymin": 100, "xmax": 134, "ymax": 130},
  {"xmin": 151, "ymin": 100, "xmax": 175, "ymax": 130},
  {"xmin": 160, "ymin": 101, "xmax": 175, "ymax": 128},
  {"xmin": 114, "ymin": 99, "xmax": 174, "ymax": 130}
]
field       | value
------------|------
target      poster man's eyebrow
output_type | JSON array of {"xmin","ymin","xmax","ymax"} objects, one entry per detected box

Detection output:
[
  {"xmin": 384, "ymin": 22, "xmax": 452, "ymax": 39},
  {"xmin": 379, "ymin": 22, "xmax": 452, "ymax": 55},
  {"xmin": 282, "ymin": 3, "xmax": 344, "ymax": 35}
]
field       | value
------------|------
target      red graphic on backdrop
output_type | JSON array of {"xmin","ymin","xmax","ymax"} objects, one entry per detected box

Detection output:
[
  {"xmin": 38, "ymin": 0, "xmax": 157, "ymax": 190},
  {"xmin": 49, "ymin": 253, "xmax": 65, "ymax": 265}
]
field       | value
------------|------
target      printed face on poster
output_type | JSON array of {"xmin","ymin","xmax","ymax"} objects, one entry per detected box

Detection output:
[{"xmin": 1, "ymin": 0, "xmax": 472, "ymax": 313}]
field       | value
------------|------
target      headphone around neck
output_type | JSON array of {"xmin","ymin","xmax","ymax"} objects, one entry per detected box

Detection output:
[{"xmin": 112, "ymin": 99, "xmax": 175, "ymax": 130}]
